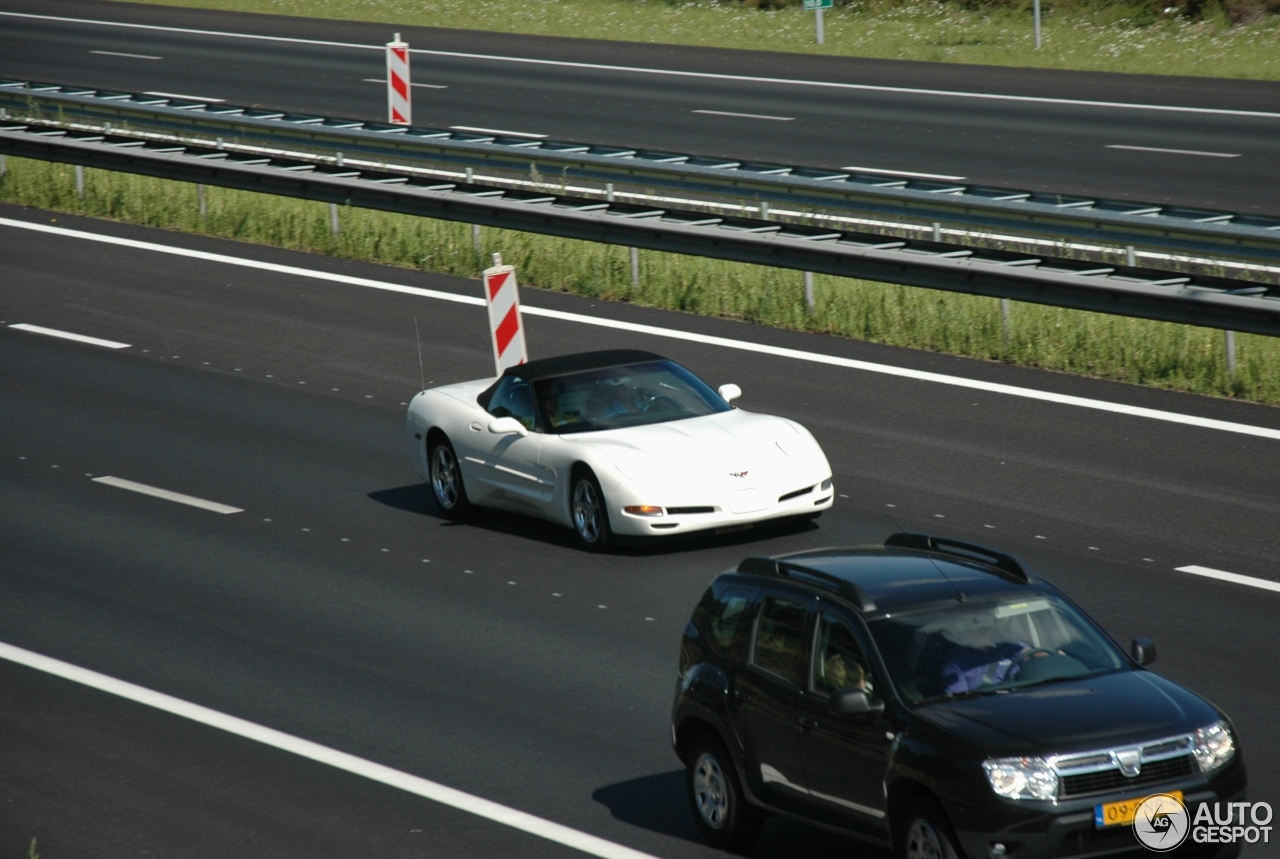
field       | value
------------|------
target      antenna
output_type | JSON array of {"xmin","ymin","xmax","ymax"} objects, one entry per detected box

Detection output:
[{"xmin": 413, "ymin": 314, "xmax": 426, "ymax": 392}]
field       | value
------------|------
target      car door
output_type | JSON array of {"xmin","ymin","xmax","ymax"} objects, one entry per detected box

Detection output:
[
  {"xmin": 797, "ymin": 612, "xmax": 893, "ymax": 827},
  {"xmin": 730, "ymin": 594, "xmax": 812, "ymax": 806},
  {"xmin": 462, "ymin": 375, "xmax": 553, "ymax": 510}
]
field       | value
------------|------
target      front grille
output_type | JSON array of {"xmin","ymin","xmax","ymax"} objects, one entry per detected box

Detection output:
[
  {"xmin": 778, "ymin": 485, "xmax": 814, "ymax": 502},
  {"xmin": 668, "ymin": 506, "xmax": 715, "ymax": 515},
  {"xmin": 1059, "ymin": 755, "xmax": 1194, "ymax": 798},
  {"xmin": 1053, "ymin": 825, "xmax": 1140, "ymax": 857}
]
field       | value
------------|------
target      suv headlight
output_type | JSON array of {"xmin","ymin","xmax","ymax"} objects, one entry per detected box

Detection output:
[
  {"xmin": 983, "ymin": 757, "xmax": 1058, "ymax": 801},
  {"xmin": 1192, "ymin": 720, "xmax": 1235, "ymax": 773}
]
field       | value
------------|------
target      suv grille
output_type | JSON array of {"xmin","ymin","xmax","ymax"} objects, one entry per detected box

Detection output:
[{"xmin": 1059, "ymin": 755, "xmax": 1194, "ymax": 798}]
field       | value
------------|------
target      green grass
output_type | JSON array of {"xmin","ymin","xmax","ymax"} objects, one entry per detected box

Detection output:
[
  {"xmin": 4, "ymin": 156, "xmax": 1279, "ymax": 405},
  {"xmin": 115, "ymin": 0, "xmax": 1280, "ymax": 79}
]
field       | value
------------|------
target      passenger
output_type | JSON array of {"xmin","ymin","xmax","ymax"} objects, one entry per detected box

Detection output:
[{"xmin": 825, "ymin": 652, "xmax": 869, "ymax": 693}]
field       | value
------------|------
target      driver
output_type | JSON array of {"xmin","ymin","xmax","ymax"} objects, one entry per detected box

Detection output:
[
  {"xmin": 541, "ymin": 379, "xmax": 578, "ymax": 429},
  {"xmin": 940, "ymin": 618, "xmax": 1050, "ymax": 695}
]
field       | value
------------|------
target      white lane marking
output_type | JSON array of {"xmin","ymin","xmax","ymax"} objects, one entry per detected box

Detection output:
[
  {"xmin": 1106, "ymin": 144, "xmax": 1241, "ymax": 159},
  {"xmin": 9, "ymin": 323, "xmax": 130, "ymax": 349},
  {"xmin": 144, "ymin": 90, "xmax": 226, "ymax": 103},
  {"xmin": 0, "ymin": 641, "xmax": 661, "ymax": 859},
  {"xmin": 692, "ymin": 109, "xmax": 794, "ymax": 121},
  {"xmin": 89, "ymin": 49, "xmax": 161, "ymax": 59},
  {"xmin": 1175, "ymin": 565, "xmax": 1280, "ymax": 594},
  {"xmin": 450, "ymin": 125, "xmax": 547, "ymax": 139},
  {"xmin": 9, "ymin": 13, "xmax": 1280, "ymax": 120},
  {"xmin": 842, "ymin": 165, "xmax": 967, "ymax": 181},
  {"xmin": 92, "ymin": 476, "xmax": 244, "ymax": 514},
  {"xmin": 3, "ymin": 216, "xmax": 1280, "ymax": 443},
  {"xmin": 361, "ymin": 77, "xmax": 447, "ymax": 89}
]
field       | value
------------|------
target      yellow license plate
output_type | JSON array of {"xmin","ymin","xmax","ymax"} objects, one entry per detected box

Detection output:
[{"xmin": 1094, "ymin": 791, "xmax": 1182, "ymax": 828}]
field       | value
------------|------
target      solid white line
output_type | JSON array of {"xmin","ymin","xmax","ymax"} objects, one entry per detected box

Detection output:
[
  {"xmin": 0, "ymin": 640, "xmax": 661, "ymax": 859},
  {"xmin": 92, "ymin": 476, "xmax": 244, "ymax": 514},
  {"xmin": 361, "ymin": 77, "xmax": 447, "ymax": 89},
  {"xmin": 90, "ymin": 49, "xmax": 161, "ymax": 59},
  {"xmin": 9, "ymin": 323, "xmax": 130, "ymax": 349},
  {"xmin": 692, "ymin": 109, "xmax": 794, "ymax": 121},
  {"xmin": 9, "ymin": 12, "xmax": 1280, "ymax": 120},
  {"xmin": 3, "ymin": 216, "xmax": 1280, "ymax": 443},
  {"xmin": 842, "ymin": 165, "xmax": 967, "ymax": 181},
  {"xmin": 1174, "ymin": 565, "xmax": 1280, "ymax": 594},
  {"xmin": 450, "ymin": 125, "xmax": 547, "ymax": 139},
  {"xmin": 1106, "ymin": 144, "xmax": 1241, "ymax": 159},
  {"xmin": 144, "ymin": 90, "xmax": 226, "ymax": 103}
]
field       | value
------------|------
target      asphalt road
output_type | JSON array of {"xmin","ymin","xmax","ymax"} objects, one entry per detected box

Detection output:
[
  {"xmin": 1, "ymin": 203, "xmax": 1278, "ymax": 856},
  {"xmin": 2, "ymin": 0, "xmax": 1279, "ymax": 215}
]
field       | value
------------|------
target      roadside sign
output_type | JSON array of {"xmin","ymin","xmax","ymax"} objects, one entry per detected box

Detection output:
[
  {"xmin": 803, "ymin": 0, "xmax": 833, "ymax": 9},
  {"xmin": 386, "ymin": 33, "xmax": 411, "ymax": 125},
  {"xmin": 482, "ymin": 255, "xmax": 528, "ymax": 374}
]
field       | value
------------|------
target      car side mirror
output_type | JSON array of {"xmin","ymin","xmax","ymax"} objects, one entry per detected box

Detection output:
[
  {"xmin": 830, "ymin": 689, "xmax": 884, "ymax": 717},
  {"xmin": 1131, "ymin": 637, "xmax": 1157, "ymax": 666},
  {"xmin": 488, "ymin": 416, "xmax": 529, "ymax": 437},
  {"xmin": 718, "ymin": 383, "xmax": 742, "ymax": 404}
]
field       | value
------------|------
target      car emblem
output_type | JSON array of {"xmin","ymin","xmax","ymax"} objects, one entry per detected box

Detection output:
[
  {"xmin": 729, "ymin": 470, "xmax": 749, "ymax": 478},
  {"xmin": 1114, "ymin": 749, "xmax": 1142, "ymax": 777}
]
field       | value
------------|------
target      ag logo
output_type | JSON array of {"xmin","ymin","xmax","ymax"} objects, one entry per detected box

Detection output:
[{"xmin": 1134, "ymin": 793, "xmax": 1190, "ymax": 851}]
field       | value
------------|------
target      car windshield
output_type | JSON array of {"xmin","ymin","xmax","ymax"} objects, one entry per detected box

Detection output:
[
  {"xmin": 535, "ymin": 360, "xmax": 731, "ymax": 434},
  {"xmin": 867, "ymin": 592, "xmax": 1127, "ymax": 705}
]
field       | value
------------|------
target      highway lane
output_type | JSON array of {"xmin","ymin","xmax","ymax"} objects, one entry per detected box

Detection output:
[
  {"xmin": 2, "ymin": 0, "xmax": 1280, "ymax": 214},
  {"xmin": 2, "ymin": 205, "xmax": 1279, "ymax": 856}
]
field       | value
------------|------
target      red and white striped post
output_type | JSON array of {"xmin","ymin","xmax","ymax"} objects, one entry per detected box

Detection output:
[
  {"xmin": 483, "ymin": 253, "xmax": 528, "ymax": 375},
  {"xmin": 386, "ymin": 33, "xmax": 411, "ymax": 125}
]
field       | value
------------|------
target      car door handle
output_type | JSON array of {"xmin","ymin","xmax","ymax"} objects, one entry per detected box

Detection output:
[
  {"xmin": 798, "ymin": 716, "xmax": 819, "ymax": 731},
  {"xmin": 469, "ymin": 421, "xmax": 483, "ymax": 432},
  {"xmin": 732, "ymin": 689, "xmax": 749, "ymax": 703}
]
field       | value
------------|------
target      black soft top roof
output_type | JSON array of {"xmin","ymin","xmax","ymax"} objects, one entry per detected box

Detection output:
[{"xmin": 504, "ymin": 350, "xmax": 668, "ymax": 382}]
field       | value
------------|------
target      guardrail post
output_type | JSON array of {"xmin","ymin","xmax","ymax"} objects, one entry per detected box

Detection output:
[
  {"xmin": 329, "ymin": 203, "xmax": 339, "ymax": 236},
  {"xmin": 630, "ymin": 247, "xmax": 640, "ymax": 288},
  {"xmin": 932, "ymin": 222, "xmax": 942, "ymax": 243},
  {"xmin": 472, "ymin": 224, "xmax": 482, "ymax": 253},
  {"xmin": 1126, "ymin": 245, "xmax": 1136, "ymax": 267},
  {"xmin": 197, "ymin": 184, "xmax": 206, "ymax": 219},
  {"xmin": 74, "ymin": 164, "xmax": 84, "ymax": 197},
  {"xmin": 759, "ymin": 200, "xmax": 769, "ymax": 220},
  {"xmin": 1001, "ymin": 298, "xmax": 1012, "ymax": 345},
  {"xmin": 1033, "ymin": 0, "xmax": 1042, "ymax": 49},
  {"xmin": 1225, "ymin": 330, "xmax": 1237, "ymax": 375},
  {"xmin": 804, "ymin": 272, "xmax": 815, "ymax": 314},
  {"xmin": 0, "ymin": 154, "xmax": 6, "ymax": 176}
]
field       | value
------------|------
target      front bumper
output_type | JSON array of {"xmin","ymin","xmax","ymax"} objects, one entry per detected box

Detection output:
[{"xmin": 608, "ymin": 478, "xmax": 834, "ymax": 536}]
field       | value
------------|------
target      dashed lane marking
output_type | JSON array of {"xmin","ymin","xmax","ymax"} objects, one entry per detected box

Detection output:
[
  {"xmin": 144, "ymin": 90, "xmax": 225, "ymax": 102},
  {"xmin": 92, "ymin": 476, "xmax": 244, "ymax": 514},
  {"xmin": 450, "ymin": 125, "xmax": 546, "ymax": 139},
  {"xmin": 691, "ymin": 109, "xmax": 794, "ymax": 121},
  {"xmin": 1106, "ymin": 145, "xmax": 1241, "ymax": 159},
  {"xmin": 1175, "ymin": 565, "xmax": 1280, "ymax": 594},
  {"xmin": 9, "ymin": 323, "xmax": 130, "ymax": 349},
  {"xmin": 0, "ymin": 641, "xmax": 663, "ymax": 859},
  {"xmin": 89, "ymin": 49, "xmax": 161, "ymax": 59},
  {"xmin": 5, "ymin": 217, "xmax": 1280, "ymax": 443}
]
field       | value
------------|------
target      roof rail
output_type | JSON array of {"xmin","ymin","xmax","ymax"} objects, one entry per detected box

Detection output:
[
  {"xmin": 884, "ymin": 533, "xmax": 1031, "ymax": 583},
  {"xmin": 737, "ymin": 557, "xmax": 877, "ymax": 612}
]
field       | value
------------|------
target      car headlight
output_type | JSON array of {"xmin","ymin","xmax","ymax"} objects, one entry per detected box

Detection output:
[
  {"xmin": 1192, "ymin": 720, "xmax": 1235, "ymax": 773},
  {"xmin": 982, "ymin": 757, "xmax": 1058, "ymax": 801}
]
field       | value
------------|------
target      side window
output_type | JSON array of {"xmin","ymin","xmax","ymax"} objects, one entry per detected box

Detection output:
[
  {"xmin": 488, "ymin": 375, "xmax": 537, "ymax": 430},
  {"xmin": 812, "ymin": 614, "xmax": 874, "ymax": 696},
  {"xmin": 708, "ymin": 590, "xmax": 752, "ymax": 655},
  {"xmin": 751, "ymin": 597, "xmax": 809, "ymax": 686}
]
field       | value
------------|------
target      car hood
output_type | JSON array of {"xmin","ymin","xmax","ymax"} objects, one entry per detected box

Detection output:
[
  {"xmin": 571, "ymin": 409, "xmax": 826, "ymax": 488},
  {"xmin": 916, "ymin": 670, "xmax": 1220, "ymax": 756}
]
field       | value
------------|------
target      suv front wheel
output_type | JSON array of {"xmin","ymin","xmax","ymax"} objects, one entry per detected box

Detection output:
[
  {"xmin": 900, "ymin": 800, "xmax": 960, "ymax": 859},
  {"xmin": 686, "ymin": 733, "xmax": 762, "ymax": 851}
]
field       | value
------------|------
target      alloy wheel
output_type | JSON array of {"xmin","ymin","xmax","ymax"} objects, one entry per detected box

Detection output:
[
  {"xmin": 692, "ymin": 752, "xmax": 729, "ymax": 830},
  {"xmin": 572, "ymin": 479, "xmax": 601, "ymax": 543},
  {"xmin": 431, "ymin": 445, "xmax": 459, "ymax": 510}
]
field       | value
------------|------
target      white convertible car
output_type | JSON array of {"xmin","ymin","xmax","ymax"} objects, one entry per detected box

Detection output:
[{"xmin": 405, "ymin": 350, "xmax": 833, "ymax": 551}]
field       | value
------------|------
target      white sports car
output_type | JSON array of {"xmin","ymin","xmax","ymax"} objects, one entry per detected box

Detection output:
[{"xmin": 405, "ymin": 350, "xmax": 833, "ymax": 551}]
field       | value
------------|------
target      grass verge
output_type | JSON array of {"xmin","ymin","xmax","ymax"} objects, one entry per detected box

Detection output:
[
  {"xmin": 3, "ymin": 156, "xmax": 1278, "ymax": 406},
  {"xmin": 113, "ymin": 0, "xmax": 1280, "ymax": 80}
]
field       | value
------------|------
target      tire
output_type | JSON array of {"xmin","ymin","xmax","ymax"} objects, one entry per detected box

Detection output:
[
  {"xmin": 686, "ymin": 733, "xmax": 762, "ymax": 852},
  {"xmin": 428, "ymin": 435, "xmax": 474, "ymax": 519},
  {"xmin": 570, "ymin": 468, "xmax": 614, "ymax": 552},
  {"xmin": 898, "ymin": 799, "xmax": 960, "ymax": 859}
]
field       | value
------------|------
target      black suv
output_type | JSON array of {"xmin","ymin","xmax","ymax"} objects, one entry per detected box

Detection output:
[{"xmin": 671, "ymin": 534, "xmax": 1246, "ymax": 858}]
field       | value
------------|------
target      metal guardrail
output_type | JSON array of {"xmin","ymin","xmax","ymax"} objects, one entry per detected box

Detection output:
[
  {"xmin": 4, "ymin": 78, "xmax": 1280, "ymax": 267},
  {"xmin": 3, "ymin": 121, "xmax": 1277, "ymax": 337}
]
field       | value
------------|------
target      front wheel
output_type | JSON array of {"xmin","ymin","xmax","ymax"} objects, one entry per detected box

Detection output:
[
  {"xmin": 686, "ymin": 734, "xmax": 762, "ymax": 851},
  {"xmin": 570, "ymin": 469, "xmax": 614, "ymax": 552},
  {"xmin": 429, "ymin": 436, "xmax": 475, "ymax": 519},
  {"xmin": 899, "ymin": 800, "xmax": 960, "ymax": 859}
]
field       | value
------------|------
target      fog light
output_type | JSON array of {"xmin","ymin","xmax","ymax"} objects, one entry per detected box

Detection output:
[
  {"xmin": 624, "ymin": 505, "xmax": 664, "ymax": 516},
  {"xmin": 989, "ymin": 844, "xmax": 1007, "ymax": 858}
]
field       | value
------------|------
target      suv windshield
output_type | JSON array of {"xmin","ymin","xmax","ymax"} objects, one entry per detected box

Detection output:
[
  {"xmin": 867, "ymin": 592, "xmax": 1127, "ymax": 705},
  {"xmin": 535, "ymin": 360, "xmax": 731, "ymax": 434}
]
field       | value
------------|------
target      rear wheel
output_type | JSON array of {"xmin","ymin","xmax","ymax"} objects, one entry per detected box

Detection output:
[
  {"xmin": 570, "ymin": 469, "xmax": 614, "ymax": 552},
  {"xmin": 899, "ymin": 800, "xmax": 960, "ymax": 859},
  {"xmin": 686, "ymin": 734, "xmax": 762, "ymax": 851},
  {"xmin": 429, "ymin": 436, "xmax": 474, "ymax": 519}
]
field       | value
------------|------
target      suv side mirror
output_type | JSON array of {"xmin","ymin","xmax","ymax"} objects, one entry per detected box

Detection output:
[
  {"xmin": 718, "ymin": 383, "xmax": 742, "ymax": 404},
  {"xmin": 488, "ymin": 416, "xmax": 529, "ymax": 437},
  {"xmin": 1131, "ymin": 637, "xmax": 1157, "ymax": 666},
  {"xmin": 830, "ymin": 689, "xmax": 885, "ymax": 717}
]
